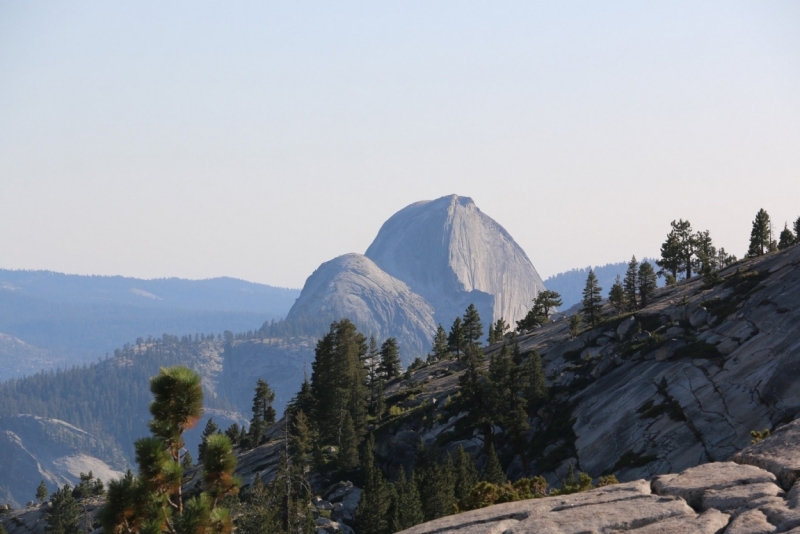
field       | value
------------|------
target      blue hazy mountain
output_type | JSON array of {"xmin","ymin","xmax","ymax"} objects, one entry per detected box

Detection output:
[{"xmin": 0, "ymin": 270, "xmax": 300, "ymax": 377}]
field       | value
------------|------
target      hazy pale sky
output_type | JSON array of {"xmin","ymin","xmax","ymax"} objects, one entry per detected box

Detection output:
[{"xmin": 2, "ymin": 2, "xmax": 799, "ymax": 289}]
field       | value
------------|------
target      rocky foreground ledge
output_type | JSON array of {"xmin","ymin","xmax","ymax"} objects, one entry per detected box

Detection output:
[{"xmin": 399, "ymin": 419, "xmax": 800, "ymax": 534}]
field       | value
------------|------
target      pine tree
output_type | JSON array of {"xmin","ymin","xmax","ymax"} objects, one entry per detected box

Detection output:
[
  {"xmin": 447, "ymin": 317, "xmax": 465, "ymax": 360},
  {"xmin": 310, "ymin": 320, "xmax": 369, "ymax": 449},
  {"xmin": 638, "ymin": 261, "xmax": 658, "ymax": 309},
  {"xmin": 36, "ymin": 480, "xmax": 49, "ymax": 503},
  {"xmin": 657, "ymin": 229, "xmax": 682, "ymax": 281},
  {"xmin": 365, "ymin": 337, "xmax": 384, "ymax": 417},
  {"xmin": 623, "ymin": 256, "xmax": 638, "ymax": 310},
  {"xmin": 694, "ymin": 230, "xmax": 717, "ymax": 275},
  {"xmin": 414, "ymin": 444, "xmax": 456, "ymax": 522},
  {"xmin": 224, "ymin": 423, "xmax": 241, "ymax": 446},
  {"xmin": 392, "ymin": 469, "xmax": 424, "ymax": 532},
  {"xmin": 608, "ymin": 275, "xmax": 625, "ymax": 314},
  {"xmin": 794, "ymin": 217, "xmax": 800, "ymax": 244},
  {"xmin": 202, "ymin": 434, "xmax": 239, "ymax": 507},
  {"xmin": 535, "ymin": 290, "xmax": 563, "ymax": 319},
  {"xmin": 569, "ymin": 314, "xmax": 582, "ymax": 338},
  {"xmin": 672, "ymin": 219, "xmax": 696, "ymax": 279},
  {"xmin": 181, "ymin": 450, "xmax": 194, "ymax": 469},
  {"xmin": 198, "ymin": 418, "xmax": 220, "ymax": 462},
  {"xmin": 488, "ymin": 318, "xmax": 509, "ymax": 344},
  {"xmin": 338, "ymin": 411, "xmax": 360, "ymax": 473},
  {"xmin": 462, "ymin": 304, "xmax": 484, "ymax": 347},
  {"xmin": 355, "ymin": 434, "xmax": 392, "ymax": 534},
  {"xmin": 248, "ymin": 379, "xmax": 276, "ymax": 447},
  {"xmin": 45, "ymin": 485, "xmax": 81, "ymax": 534},
  {"xmin": 748, "ymin": 208, "xmax": 772, "ymax": 257},
  {"xmin": 453, "ymin": 446, "xmax": 478, "ymax": 501},
  {"xmin": 524, "ymin": 350, "xmax": 548, "ymax": 415},
  {"xmin": 778, "ymin": 223, "xmax": 795, "ymax": 250},
  {"xmin": 458, "ymin": 344, "xmax": 490, "ymax": 443},
  {"xmin": 429, "ymin": 324, "xmax": 450, "ymax": 363},
  {"xmin": 378, "ymin": 338, "xmax": 401, "ymax": 381},
  {"xmin": 481, "ymin": 444, "xmax": 506, "ymax": 485},
  {"xmin": 581, "ymin": 269, "xmax": 603, "ymax": 327}
]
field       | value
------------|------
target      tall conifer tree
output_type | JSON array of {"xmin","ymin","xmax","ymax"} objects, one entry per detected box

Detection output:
[
  {"xmin": 429, "ymin": 324, "xmax": 450, "ymax": 362},
  {"xmin": 581, "ymin": 269, "xmax": 603, "ymax": 327},
  {"xmin": 462, "ymin": 304, "xmax": 484, "ymax": 347},
  {"xmin": 638, "ymin": 261, "xmax": 658, "ymax": 309},
  {"xmin": 623, "ymin": 256, "xmax": 638, "ymax": 310},
  {"xmin": 447, "ymin": 317, "xmax": 465, "ymax": 360},
  {"xmin": 378, "ymin": 338, "xmax": 401, "ymax": 381},
  {"xmin": 748, "ymin": 208, "xmax": 772, "ymax": 257}
]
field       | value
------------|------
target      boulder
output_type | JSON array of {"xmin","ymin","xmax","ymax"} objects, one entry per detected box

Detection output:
[
  {"xmin": 651, "ymin": 462, "xmax": 777, "ymax": 509},
  {"xmin": 724, "ymin": 508, "xmax": 777, "ymax": 534},
  {"xmin": 653, "ymin": 339, "xmax": 686, "ymax": 361},
  {"xmin": 731, "ymin": 419, "xmax": 800, "ymax": 489},
  {"xmin": 617, "ymin": 317, "xmax": 637, "ymax": 339},
  {"xmin": 689, "ymin": 308, "xmax": 709, "ymax": 328}
]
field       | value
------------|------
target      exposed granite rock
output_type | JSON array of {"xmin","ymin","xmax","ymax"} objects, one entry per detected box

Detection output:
[
  {"xmin": 731, "ymin": 419, "xmax": 800, "ymax": 490},
  {"xmin": 286, "ymin": 253, "xmax": 437, "ymax": 360},
  {"xmin": 365, "ymin": 195, "xmax": 545, "ymax": 334}
]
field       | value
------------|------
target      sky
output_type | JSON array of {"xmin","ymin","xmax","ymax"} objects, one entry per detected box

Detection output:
[{"xmin": 1, "ymin": 2, "xmax": 799, "ymax": 289}]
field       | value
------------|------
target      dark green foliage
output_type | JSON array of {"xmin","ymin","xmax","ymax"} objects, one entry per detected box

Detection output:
[
  {"xmin": 415, "ymin": 446, "xmax": 456, "ymax": 522},
  {"xmin": 338, "ymin": 412, "xmax": 360, "ymax": 473},
  {"xmin": 45, "ymin": 485, "xmax": 81, "ymax": 534},
  {"xmin": 36, "ymin": 480, "xmax": 49, "ymax": 503},
  {"xmin": 694, "ymin": 230, "xmax": 717, "ymax": 275},
  {"xmin": 794, "ymin": 217, "xmax": 800, "ymax": 244},
  {"xmin": 181, "ymin": 450, "xmax": 194, "ymax": 469},
  {"xmin": 310, "ymin": 320, "xmax": 368, "ymax": 451},
  {"xmin": 516, "ymin": 290, "xmax": 562, "ymax": 332},
  {"xmin": 623, "ymin": 256, "xmax": 638, "ymax": 310},
  {"xmin": 569, "ymin": 314, "xmax": 582, "ymax": 338},
  {"xmin": 748, "ymin": 208, "xmax": 773, "ymax": 257},
  {"xmin": 391, "ymin": 469, "xmax": 424, "ymax": 532},
  {"xmin": 355, "ymin": 435, "xmax": 392, "ymax": 534},
  {"xmin": 481, "ymin": 444, "xmax": 506, "ymax": 485},
  {"xmin": 198, "ymin": 418, "xmax": 220, "ymax": 462},
  {"xmin": 147, "ymin": 366, "xmax": 204, "ymax": 461},
  {"xmin": 429, "ymin": 324, "xmax": 451, "ymax": 363},
  {"xmin": 608, "ymin": 275, "xmax": 625, "ymax": 314},
  {"xmin": 638, "ymin": 262, "xmax": 658, "ymax": 308},
  {"xmin": 224, "ymin": 423, "xmax": 241, "ymax": 447},
  {"xmin": 453, "ymin": 446, "xmax": 478, "ymax": 501},
  {"xmin": 524, "ymin": 350, "xmax": 548, "ymax": 414},
  {"xmin": 202, "ymin": 434, "xmax": 239, "ymax": 505},
  {"xmin": 657, "ymin": 220, "xmax": 696, "ymax": 280},
  {"xmin": 462, "ymin": 304, "xmax": 484, "ymax": 347},
  {"xmin": 71, "ymin": 471, "xmax": 104, "ymax": 500},
  {"xmin": 0, "ymin": 337, "xmax": 236, "ymax": 462},
  {"xmin": 246, "ymin": 379, "xmax": 276, "ymax": 449},
  {"xmin": 235, "ymin": 477, "xmax": 281, "ymax": 534},
  {"xmin": 447, "ymin": 317, "xmax": 465, "ymax": 360},
  {"xmin": 581, "ymin": 269, "xmax": 603, "ymax": 327},
  {"xmin": 379, "ymin": 338, "xmax": 402, "ymax": 380},
  {"xmin": 778, "ymin": 224, "xmax": 795, "ymax": 250},
  {"xmin": 488, "ymin": 318, "xmax": 510, "ymax": 344}
]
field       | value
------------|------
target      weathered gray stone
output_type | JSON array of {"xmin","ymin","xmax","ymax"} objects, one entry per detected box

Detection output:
[
  {"xmin": 732, "ymin": 420, "xmax": 800, "ymax": 490},
  {"xmin": 716, "ymin": 337, "xmax": 739, "ymax": 355},
  {"xmin": 651, "ymin": 462, "xmax": 776, "ymax": 509},
  {"xmin": 653, "ymin": 339, "xmax": 686, "ymax": 361},
  {"xmin": 702, "ymin": 482, "xmax": 782, "ymax": 511},
  {"xmin": 623, "ymin": 508, "xmax": 730, "ymax": 533},
  {"xmin": 689, "ymin": 307, "xmax": 709, "ymax": 328},
  {"xmin": 724, "ymin": 509, "xmax": 776, "ymax": 534},
  {"xmin": 617, "ymin": 317, "xmax": 637, "ymax": 339},
  {"xmin": 665, "ymin": 326, "xmax": 686, "ymax": 338},
  {"xmin": 633, "ymin": 331, "xmax": 652, "ymax": 343}
]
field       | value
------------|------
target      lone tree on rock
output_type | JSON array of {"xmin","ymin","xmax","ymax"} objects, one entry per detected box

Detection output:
[
  {"xmin": 447, "ymin": 317, "xmax": 465, "ymax": 360},
  {"xmin": 516, "ymin": 290, "xmax": 562, "ymax": 332},
  {"xmin": 748, "ymin": 208, "xmax": 773, "ymax": 257},
  {"xmin": 462, "ymin": 304, "xmax": 484, "ymax": 348},
  {"xmin": 608, "ymin": 275, "xmax": 625, "ymax": 314},
  {"xmin": 36, "ymin": 480, "xmax": 49, "ymax": 503},
  {"xmin": 581, "ymin": 269, "xmax": 603, "ymax": 327}
]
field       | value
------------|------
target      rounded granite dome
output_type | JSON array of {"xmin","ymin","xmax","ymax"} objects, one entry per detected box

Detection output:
[{"xmin": 365, "ymin": 194, "xmax": 545, "ymax": 327}]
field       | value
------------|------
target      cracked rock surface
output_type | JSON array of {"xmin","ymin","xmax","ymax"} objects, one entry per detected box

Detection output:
[{"xmin": 396, "ymin": 426, "xmax": 800, "ymax": 533}]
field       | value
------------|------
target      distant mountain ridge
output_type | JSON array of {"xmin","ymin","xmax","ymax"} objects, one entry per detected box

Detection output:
[{"xmin": 0, "ymin": 270, "xmax": 300, "ymax": 378}]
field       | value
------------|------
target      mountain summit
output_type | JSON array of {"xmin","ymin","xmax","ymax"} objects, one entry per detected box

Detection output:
[{"xmin": 288, "ymin": 195, "xmax": 545, "ymax": 360}]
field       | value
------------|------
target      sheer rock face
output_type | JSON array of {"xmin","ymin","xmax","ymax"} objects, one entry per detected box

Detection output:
[
  {"xmin": 286, "ymin": 253, "xmax": 437, "ymax": 358},
  {"xmin": 0, "ymin": 415, "xmax": 126, "ymax": 508},
  {"xmin": 365, "ymin": 195, "xmax": 545, "ymax": 329}
]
